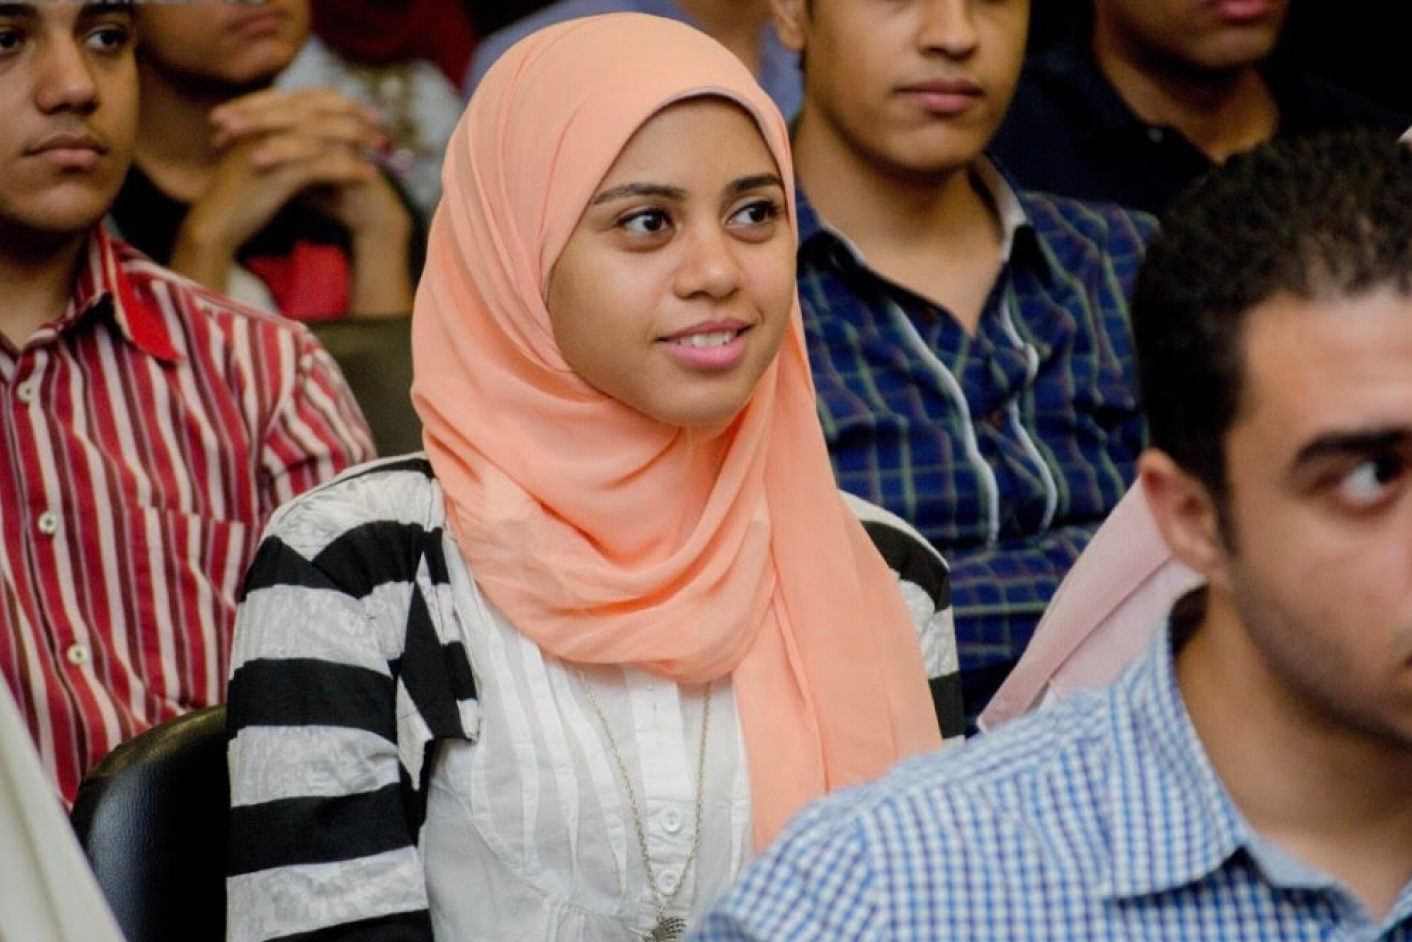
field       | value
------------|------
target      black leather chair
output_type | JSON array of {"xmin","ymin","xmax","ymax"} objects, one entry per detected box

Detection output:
[
  {"xmin": 310, "ymin": 316, "xmax": 423, "ymax": 457},
  {"xmin": 70, "ymin": 705, "xmax": 229, "ymax": 942}
]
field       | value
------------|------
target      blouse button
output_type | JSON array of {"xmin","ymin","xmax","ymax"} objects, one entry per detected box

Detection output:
[
  {"xmin": 16, "ymin": 378, "xmax": 37, "ymax": 403},
  {"xmin": 37, "ymin": 510, "xmax": 58, "ymax": 536},
  {"xmin": 657, "ymin": 869, "xmax": 680, "ymax": 894},
  {"xmin": 66, "ymin": 643, "xmax": 91, "ymax": 666},
  {"xmin": 660, "ymin": 808, "xmax": 683, "ymax": 834}
]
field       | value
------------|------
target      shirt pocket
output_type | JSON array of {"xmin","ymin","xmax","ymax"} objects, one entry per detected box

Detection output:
[{"xmin": 101, "ymin": 505, "xmax": 255, "ymax": 715}]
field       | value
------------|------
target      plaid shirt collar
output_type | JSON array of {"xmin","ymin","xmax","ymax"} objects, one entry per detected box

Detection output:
[
  {"xmin": 60, "ymin": 225, "xmax": 182, "ymax": 364},
  {"xmin": 794, "ymin": 156, "xmax": 1045, "ymax": 283},
  {"xmin": 1100, "ymin": 604, "xmax": 1350, "ymax": 901}
]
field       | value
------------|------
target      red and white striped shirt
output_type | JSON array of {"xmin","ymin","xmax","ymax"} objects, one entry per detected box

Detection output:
[{"xmin": 0, "ymin": 227, "xmax": 374, "ymax": 802}]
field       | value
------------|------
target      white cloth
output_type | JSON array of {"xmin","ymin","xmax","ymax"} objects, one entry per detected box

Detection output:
[
  {"xmin": 0, "ymin": 682, "xmax": 124, "ymax": 942},
  {"xmin": 424, "ymin": 547, "xmax": 752, "ymax": 939}
]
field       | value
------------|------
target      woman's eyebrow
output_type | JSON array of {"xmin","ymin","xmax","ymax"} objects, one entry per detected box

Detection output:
[
  {"xmin": 727, "ymin": 174, "xmax": 785, "ymax": 196},
  {"xmin": 591, "ymin": 182, "xmax": 687, "ymax": 205}
]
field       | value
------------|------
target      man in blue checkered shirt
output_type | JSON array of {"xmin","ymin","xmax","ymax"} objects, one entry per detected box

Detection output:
[
  {"xmin": 690, "ymin": 131, "xmax": 1412, "ymax": 941},
  {"xmin": 771, "ymin": 0, "xmax": 1156, "ymax": 725}
]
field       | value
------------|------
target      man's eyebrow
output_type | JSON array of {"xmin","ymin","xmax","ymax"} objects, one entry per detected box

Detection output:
[
  {"xmin": 591, "ymin": 182, "xmax": 687, "ymax": 205},
  {"xmin": 726, "ymin": 173, "xmax": 785, "ymax": 196},
  {"xmin": 0, "ymin": 4, "xmax": 36, "ymax": 18},
  {"xmin": 1291, "ymin": 427, "xmax": 1412, "ymax": 470},
  {"xmin": 79, "ymin": 1, "xmax": 134, "ymax": 19}
]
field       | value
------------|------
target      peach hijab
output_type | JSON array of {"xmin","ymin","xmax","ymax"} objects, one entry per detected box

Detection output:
[{"xmin": 411, "ymin": 13, "xmax": 940, "ymax": 847}]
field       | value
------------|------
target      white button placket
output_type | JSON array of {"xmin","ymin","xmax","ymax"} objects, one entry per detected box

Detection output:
[{"xmin": 628, "ymin": 673, "xmax": 697, "ymax": 910}]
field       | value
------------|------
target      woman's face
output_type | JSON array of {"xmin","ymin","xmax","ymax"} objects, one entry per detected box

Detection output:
[{"xmin": 547, "ymin": 98, "xmax": 796, "ymax": 427}]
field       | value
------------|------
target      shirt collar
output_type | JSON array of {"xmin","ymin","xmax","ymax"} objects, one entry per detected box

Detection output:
[
  {"xmin": 71, "ymin": 226, "xmax": 181, "ymax": 363},
  {"xmin": 795, "ymin": 156, "xmax": 1037, "ymax": 268},
  {"xmin": 1098, "ymin": 599, "xmax": 1340, "ymax": 900}
]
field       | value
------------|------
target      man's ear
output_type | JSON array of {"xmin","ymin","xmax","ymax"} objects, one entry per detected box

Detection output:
[
  {"xmin": 772, "ymin": 0, "xmax": 808, "ymax": 54},
  {"xmin": 1139, "ymin": 448, "xmax": 1235, "ymax": 592}
]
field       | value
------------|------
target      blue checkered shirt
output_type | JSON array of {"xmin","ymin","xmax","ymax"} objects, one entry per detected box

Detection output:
[
  {"xmin": 796, "ymin": 163, "xmax": 1155, "ymax": 721},
  {"xmin": 691, "ymin": 623, "xmax": 1412, "ymax": 942}
]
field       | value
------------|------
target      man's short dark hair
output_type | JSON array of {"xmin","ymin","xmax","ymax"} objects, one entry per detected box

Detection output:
[{"xmin": 1134, "ymin": 129, "xmax": 1412, "ymax": 506}]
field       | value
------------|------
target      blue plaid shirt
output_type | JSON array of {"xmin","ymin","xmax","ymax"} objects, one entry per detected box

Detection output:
[
  {"xmin": 692, "ymin": 621, "xmax": 1412, "ymax": 942},
  {"xmin": 796, "ymin": 162, "xmax": 1155, "ymax": 721}
]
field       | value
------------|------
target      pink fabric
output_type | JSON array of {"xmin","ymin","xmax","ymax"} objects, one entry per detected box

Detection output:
[
  {"xmin": 411, "ymin": 14, "xmax": 940, "ymax": 849},
  {"xmin": 979, "ymin": 484, "xmax": 1202, "ymax": 730}
]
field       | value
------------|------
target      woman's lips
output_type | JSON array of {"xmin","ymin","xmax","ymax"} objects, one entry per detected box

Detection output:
[{"xmin": 658, "ymin": 324, "xmax": 752, "ymax": 371}]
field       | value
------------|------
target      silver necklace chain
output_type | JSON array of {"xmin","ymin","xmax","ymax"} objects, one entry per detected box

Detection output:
[{"xmin": 577, "ymin": 669, "xmax": 711, "ymax": 941}]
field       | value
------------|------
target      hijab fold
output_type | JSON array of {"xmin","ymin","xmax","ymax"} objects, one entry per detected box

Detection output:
[{"xmin": 413, "ymin": 13, "xmax": 940, "ymax": 848}]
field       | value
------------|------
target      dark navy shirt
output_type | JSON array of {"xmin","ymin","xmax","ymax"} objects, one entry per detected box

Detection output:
[
  {"xmin": 796, "ymin": 162, "xmax": 1156, "ymax": 721},
  {"xmin": 993, "ymin": 31, "xmax": 1409, "ymax": 215}
]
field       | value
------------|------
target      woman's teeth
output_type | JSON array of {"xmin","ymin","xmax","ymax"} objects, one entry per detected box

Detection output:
[{"xmin": 672, "ymin": 330, "xmax": 738, "ymax": 348}]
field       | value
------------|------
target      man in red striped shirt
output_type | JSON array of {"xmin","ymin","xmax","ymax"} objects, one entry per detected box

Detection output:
[{"xmin": 0, "ymin": 1, "xmax": 374, "ymax": 803}]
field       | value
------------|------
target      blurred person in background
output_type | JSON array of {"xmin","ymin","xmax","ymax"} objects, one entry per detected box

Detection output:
[
  {"xmin": 466, "ymin": 0, "xmax": 802, "ymax": 120},
  {"xmin": 279, "ymin": 0, "xmax": 475, "ymax": 220},
  {"xmin": 992, "ymin": 0, "xmax": 1406, "ymax": 214},
  {"xmin": 114, "ymin": 0, "xmax": 419, "ymax": 321}
]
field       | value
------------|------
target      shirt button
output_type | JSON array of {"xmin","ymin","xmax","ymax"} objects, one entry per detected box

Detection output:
[
  {"xmin": 660, "ymin": 808, "xmax": 683, "ymax": 834},
  {"xmin": 16, "ymin": 379, "xmax": 36, "ymax": 403},
  {"xmin": 1147, "ymin": 127, "xmax": 1165, "ymax": 144},
  {"xmin": 37, "ymin": 511, "xmax": 58, "ymax": 536},
  {"xmin": 657, "ymin": 869, "xmax": 680, "ymax": 894},
  {"xmin": 66, "ymin": 644, "xmax": 90, "ymax": 666}
]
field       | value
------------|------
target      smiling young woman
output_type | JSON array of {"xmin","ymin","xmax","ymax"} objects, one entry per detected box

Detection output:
[{"xmin": 223, "ymin": 14, "xmax": 963, "ymax": 942}]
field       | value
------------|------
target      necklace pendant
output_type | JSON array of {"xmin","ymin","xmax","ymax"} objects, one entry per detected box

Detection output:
[{"xmin": 645, "ymin": 915, "xmax": 687, "ymax": 941}]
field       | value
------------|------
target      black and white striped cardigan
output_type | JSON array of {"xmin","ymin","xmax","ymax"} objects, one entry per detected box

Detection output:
[{"xmin": 225, "ymin": 455, "xmax": 962, "ymax": 941}]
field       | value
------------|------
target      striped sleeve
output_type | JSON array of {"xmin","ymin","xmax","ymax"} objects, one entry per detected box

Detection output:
[
  {"xmin": 256, "ymin": 325, "xmax": 376, "ymax": 518},
  {"xmin": 225, "ymin": 462, "xmax": 469, "ymax": 942},
  {"xmin": 841, "ymin": 492, "xmax": 964, "ymax": 740}
]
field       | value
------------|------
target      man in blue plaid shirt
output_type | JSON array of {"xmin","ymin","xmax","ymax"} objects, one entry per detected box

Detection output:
[
  {"xmin": 771, "ymin": 0, "xmax": 1156, "ymax": 725},
  {"xmin": 691, "ymin": 131, "xmax": 1412, "ymax": 941}
]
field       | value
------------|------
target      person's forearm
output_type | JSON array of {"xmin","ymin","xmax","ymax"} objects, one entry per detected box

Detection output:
[{"xmin": 348, "ymin": 228, "xmax": 414, "ymax": 317}]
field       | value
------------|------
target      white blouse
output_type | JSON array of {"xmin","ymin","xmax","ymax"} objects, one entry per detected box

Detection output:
[{"xmin": 425, "ymin": 545, "xmax": 752, "ymax": 938}]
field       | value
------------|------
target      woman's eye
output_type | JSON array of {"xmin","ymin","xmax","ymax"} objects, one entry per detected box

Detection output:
[
  {"xmin": 620, "ymin": 209, "xmax": 670, "ymax": 236},
  {"xmin": 727, "ymin": 199, "xmax": 780, "ymax": 228},
  {"xmin": 0, "ymin": 28, "xmax": 23, "ymax": 52},
  {"xmin": 1334, "ymin": 455, "xmax": 1404, "ymax": 508}
]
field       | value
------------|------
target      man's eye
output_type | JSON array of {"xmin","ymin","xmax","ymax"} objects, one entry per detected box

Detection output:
[
  {"xmin": 620, "ymin": 209, "xmax": 670, "ymax": 235},
  {"xmin": 86, "ymin": 25, "xmax": 132, "ymax": 52},
  {"xmin": 0, "ymin": 29, "xmax": 24, "ymax": 52},
  {"xmin": 1334, "ymin": 455, "xmax": 1404, "ymax": 508}
]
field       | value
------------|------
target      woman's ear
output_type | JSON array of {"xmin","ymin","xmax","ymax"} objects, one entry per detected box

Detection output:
[{"xmin": 1139, "ymin": 448, "xmax": 1236, "ymax": 593}]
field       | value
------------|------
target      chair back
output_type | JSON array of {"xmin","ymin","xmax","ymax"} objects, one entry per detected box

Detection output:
[
  {"xmin": 70, "ymin": 705, "xmax": 229, "ymax": 942},
  {"xmin": 310, "ymin": 316, "xmax": 423, "ymax": 456}
]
